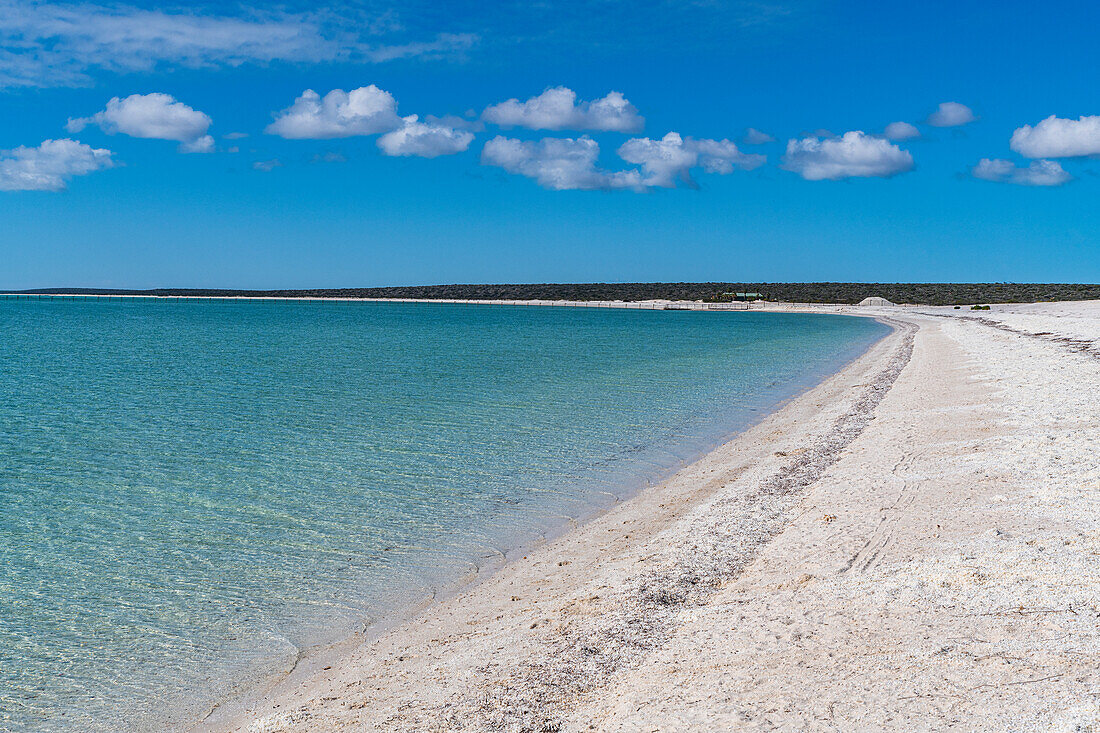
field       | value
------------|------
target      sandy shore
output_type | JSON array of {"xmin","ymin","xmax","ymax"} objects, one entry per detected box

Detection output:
[{"xmin": 203, "ymin": 302, "xmax": 1100, "ymax": 732}]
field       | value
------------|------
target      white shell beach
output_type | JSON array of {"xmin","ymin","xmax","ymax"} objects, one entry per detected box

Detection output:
[{"xmin": 204, "ymin": 300, "xmax": 1100, "ymax": 732}]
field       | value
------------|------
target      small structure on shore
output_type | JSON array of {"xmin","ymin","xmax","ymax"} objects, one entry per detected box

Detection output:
[
  {"xmin": 706, "ymin": 291, "xmax": 765, "ymax": 304},
  {"xmin": 858, "ymin": 296, "xmax": 895, "ymax": 307},
  {"xmin": 716, "ymin": 292, "xmax": 764, "ymax": 302}
]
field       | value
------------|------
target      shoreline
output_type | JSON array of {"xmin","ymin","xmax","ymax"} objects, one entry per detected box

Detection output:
[
  {"xmin": 202, "ymin": 301, "xmax": 1100, "ymax": 731},
  {"xmin": 585, "ymin": 302, "xmax": 1100, "ymax": 730},
  {"xmin": 0, "ymin": 294, "xmax": 887, "ymax": 732},
  {"xmin": 196, "ymin": 310, "xmax": 910, "ymax": 732},
  {"xmin": 1, "ymin": 292, "xmax": 857, "ymax": 311}
]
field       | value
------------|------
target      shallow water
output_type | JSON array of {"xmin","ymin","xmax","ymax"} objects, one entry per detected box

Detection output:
[{"xmin": 0, "ymin": 298, "xmax": 888, "ymax": 731}]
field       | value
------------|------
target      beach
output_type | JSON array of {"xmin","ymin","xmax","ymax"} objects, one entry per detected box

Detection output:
[
  {"xmin": 201, "ymin": 300, "xmax": 1100, "ymax": 732},
  {"xmin": 6, "ymin": 0, "xmax": 1095, "ymax": 726}
]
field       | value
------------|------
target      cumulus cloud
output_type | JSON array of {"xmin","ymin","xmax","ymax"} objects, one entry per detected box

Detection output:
[
  {"xmin": 926, "ymin": 101, "xmax": 976, "ymax": 127},
  {"xmin": 377, "ymin": 115, "xmax": 474, "ymax": 157},
  {"xmin": 267, "ymin": 86, "xmax": 476, "ymax": 154},
  {"xmin": 266, "ymin": 86, "xmax": 403, "ymax": 139},
  {"xmin": 252, "ymin": 159, "xmax": 281, "ymax": 172},
  {"xmin": 0, "ymin": 1, "xmax": 478, "ymax": 89},
  {"xmin": 617, "ymin": 132, "xmax": 765, "ymax": 188},
  {"xmin": 1009, "ymin": 115, "xmax": 1100, "ymax": 158},
  {"xmin": 883, "ymin": 121, "xmax": 920, "ymax": 140},
  {"xmin": 481, "ymin": 132, "xmax": 763, "ymax": 191},
  {"xmin": 743, "ymin": 127, "xmax": 775, "ymax": 145},
  {"xmin": 972, "ymin": 158, "xmax": 1071, "ymax": 186},
  {"xmin": 67, "ymin": 93, "xmax": 214, "ymax": 153},
  {"xmin": 480, "ymin": 136, "xmax": 643, "ymax": 191},
  {"xmin": 781, "ymin": 131, "xmax": 914, "ymax": 180},
  {"xmin": 0, "ymin": 138, "xmax": 114, "ymax": 191},
  {"xmin": 482, "ymin": 87, "xmax": 644, "ymax": 132}
]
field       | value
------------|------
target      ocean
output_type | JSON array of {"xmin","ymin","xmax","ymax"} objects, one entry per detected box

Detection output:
[{"xmin": 0, "ymin": 298, "xmax": 888, "ymax": 731}]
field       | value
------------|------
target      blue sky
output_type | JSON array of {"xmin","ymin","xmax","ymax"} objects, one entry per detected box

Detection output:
[{"xmin": 1, "ymin": 0, "xmax": 1098, "ymax": 288}]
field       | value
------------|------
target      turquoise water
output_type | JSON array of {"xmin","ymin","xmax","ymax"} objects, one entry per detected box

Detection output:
[{"xmin": 0, "ymin": 298, "xmax": 887, "ymax": 731}]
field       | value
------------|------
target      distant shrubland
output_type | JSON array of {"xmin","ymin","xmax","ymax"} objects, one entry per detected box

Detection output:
[{"xmin": 11, "ymin": 283, "xmax": 1100, "ymax": 306}]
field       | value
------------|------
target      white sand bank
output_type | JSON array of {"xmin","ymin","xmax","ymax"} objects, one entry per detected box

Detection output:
[{"xmin": 204, "ymin": 302, "xmax": 1100, "ymax": 732}]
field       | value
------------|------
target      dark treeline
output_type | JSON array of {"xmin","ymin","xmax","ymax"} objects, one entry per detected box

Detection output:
[{"xmin": 9, "ymin": 283, "xmax": 1100, "ymax": 306}]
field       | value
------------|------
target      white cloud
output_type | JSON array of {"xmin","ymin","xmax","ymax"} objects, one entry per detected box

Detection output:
[
  {"xmin": 481, "ymin": 132, "xmax": 763, "ymax": 191},
  {"xmin": 883, "ymin": 121, "xmax": 920, "ymax": 140},
  {"xmin": 480, "ymin": 135, "xmax": 643, "ymax": 191},
  {"xmin": 926, "ymin": 101, "xmax": 975, "ymax": 127},
  {"xmin": 617, "ymin": 132, "xmax": 765, "ymax": 188},
  {"xmin": 743, "ymin": 127, "xmax": 775, "ymax": 145},
  {"xmin": 781, "ymin": 131, "xmax": 914, "ymax": 181},
  {"xmin": 1009, "ymin": 115, "xmax": 1100, "ymax": 159},
  {"xmin": 266, "ymin": 86, "xmax": 403, "ymax": 139},
  {"xmin": 424, "ymin": 114, "xmax": 484, "ymax": 133},
  {"xmin": 67, "ymin": 93, "xmax": 214, "ymax": 153},
  {"xmin": 377, "ymin": 115, "xmax": 474, "ymax": 157},
  {"xmin": 0, "ymin": 2, "xmax": 477, "ymax": 89},
  {"xmin": 179, "ymin": 135, "xmax": 214, "ymax": 153},
  {"xmin": 366, "ymin": 33, "xmax": 478, "ymax": 63},
  {"xmin": 972, "ymin": 158, "xmax": 1071, "ymax": 186},
  {"xmin": 0, "ymin": 138, "xmax": 114, "ymax": 191},
  {"xmin": 482, "ymin": 87, "xmax": 644, "ymax": 132},
  {"xmin": 253, "ymin": 159, "xmax": 281, "ymax": 172}
]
